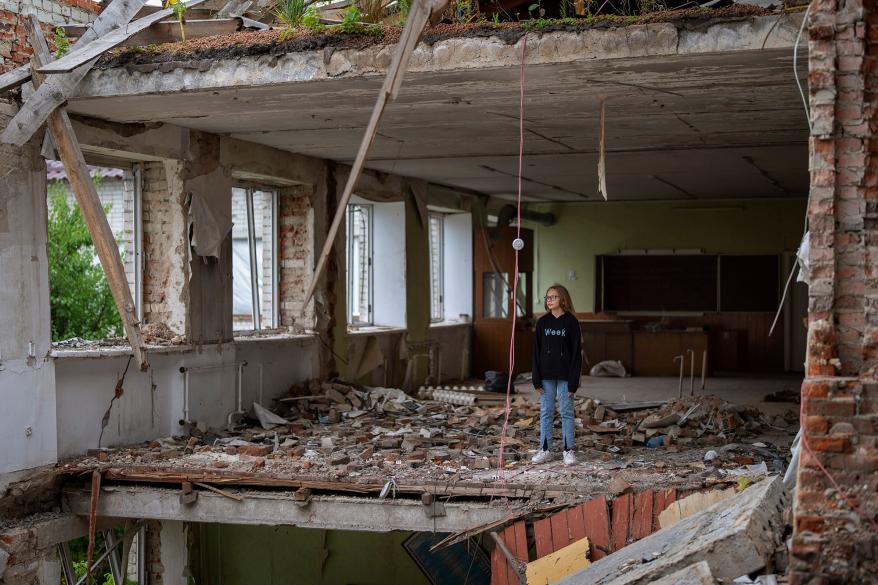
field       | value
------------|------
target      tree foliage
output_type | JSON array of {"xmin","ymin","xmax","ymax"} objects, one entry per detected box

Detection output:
[{"xmin": 47, "ymin": 180, "xmax": 123, "ymax": 341}]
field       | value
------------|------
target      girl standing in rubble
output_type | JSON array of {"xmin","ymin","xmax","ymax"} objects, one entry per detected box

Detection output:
[{"xmin": 531, "ymin": 284, "xmax": 582, "ymax": 466}]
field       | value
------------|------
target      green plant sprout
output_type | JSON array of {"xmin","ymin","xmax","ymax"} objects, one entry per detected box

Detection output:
[
  {"xmin": 274, "ymin": 0, "xmax": 307, "ymax": 39},
  {"xmin": 53, "ymin": 26, "xmax": 70, "ymax": 58},
  {"xmin": 302, "ymin": 3, "xmax": 324, "ymax": 30},
  {"xmin": 165, "ymin": 0, "xmax": 188, "ymax": 42}
]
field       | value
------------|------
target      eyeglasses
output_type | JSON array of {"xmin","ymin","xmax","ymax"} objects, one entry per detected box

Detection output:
[{"xmin": 544, "ymin": 295, "xmax": 560, "ymax": 301}]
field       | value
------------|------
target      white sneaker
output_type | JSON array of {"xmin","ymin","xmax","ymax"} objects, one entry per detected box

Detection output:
[
  {"xmin": 531, "ymin": 450, "xmax": 553, "ymax": 464},
  {"xmin": 563, "ymin": 450, "xmax": 576, "ymax": 466}
]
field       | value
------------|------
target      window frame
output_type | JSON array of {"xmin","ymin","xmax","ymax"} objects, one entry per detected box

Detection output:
[
  {"xmin": 346, "ymin": 202, "xmax": 374, "ymax": 327},
  {"xmin": 231, "ymin": 184, "xmax": 279, "ymax": 333},
  {"xmin": 428, "ymin": 212, "xmax": 445, "ymax": 323}
]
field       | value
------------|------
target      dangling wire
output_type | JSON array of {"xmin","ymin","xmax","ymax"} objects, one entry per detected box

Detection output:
[{"xmin": 497, "ymin": 34, "xmax": 527, "ymax": 480}]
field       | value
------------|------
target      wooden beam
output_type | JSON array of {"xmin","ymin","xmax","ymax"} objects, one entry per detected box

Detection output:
[
  {"xmin": 67, "ymin": 18, "xmax": 244, "ymax": 46},
  {"xmin": 26, "ymin": 16, "xmax": 149, "ymax": 371},
  {"xmin": 0, "ymin": 0, "xmax": 147, "ymax": 147},
  {"xmin": 38, "ymin": 0, "xmax": 208, "ymax": 74},
  {"xmin": 299, "ymin": 0, "xmax": 450, "ymax": 314},
  {"xmin": 72, "ymin": 465, "xmax": 585, "ymax": 499},
  {"xmin": 0, "ymin": 64, "xmax": 32, "ymax": 93}
]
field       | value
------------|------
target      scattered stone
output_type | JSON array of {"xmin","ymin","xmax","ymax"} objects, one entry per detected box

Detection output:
[
  {"xmin": 237, "ymin": 444, "xmax": 271, "ymax": 457},
  {"xmin": 330, "ymin": 452, "xmax": 350, "ymax": 465},
  {"xmin": 609, "ymin": 476, "xmax": 632, "ymax": 495}
]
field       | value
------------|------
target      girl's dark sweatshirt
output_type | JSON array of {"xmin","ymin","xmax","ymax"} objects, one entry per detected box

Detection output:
[{"xmin": 532, "ymin": 311, "xmax": 583, "ymax": 391}]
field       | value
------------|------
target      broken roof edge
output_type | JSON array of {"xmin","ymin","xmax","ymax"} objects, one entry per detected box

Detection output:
[{"xmin": 71, "ymin": 9, "xmax": 804, "ymax": 101}]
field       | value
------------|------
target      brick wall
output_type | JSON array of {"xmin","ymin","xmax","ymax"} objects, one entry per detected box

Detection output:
[
  {"xmin": 790, "ymin": 0, "xmax": 878, "ymax": 583},
  {"xmin": 279, "ymin": 184, "xmax": 315, "ymax": 329},
  {"xmin": 0, "ymin": 0, "xmax": 99, "ymax": 73},
  {"xmin": 141, "ymin": 161, "xmax": 188, "ymax": 335}
]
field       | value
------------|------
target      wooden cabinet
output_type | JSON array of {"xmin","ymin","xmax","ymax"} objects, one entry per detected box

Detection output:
[
  {"xmin": 581, "ymin": 320, "xmax": 633, "ymax": 373},
  {"xmin": 632, "ymin": 331, "xmax": 708, "ymax": 376}
]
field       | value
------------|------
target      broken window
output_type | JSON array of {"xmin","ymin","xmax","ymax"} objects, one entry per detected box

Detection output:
[
  {"xmin": 46, "ymin": 160, "xmax": 141, "ymax": 341},
  {"xmin": 232, "ymin": 186, "xmax": 278, "ymax": 331},
  {"xmin": 347, "ymin": 203, "xmax": 374, "ymax": 326},
  {"xmin": 429, "ymin": 212, "xmax": 444, "ymax": 322},
  {"xmin": 347, "ymin": 198, "xmax": 407, "ymax": 329}
]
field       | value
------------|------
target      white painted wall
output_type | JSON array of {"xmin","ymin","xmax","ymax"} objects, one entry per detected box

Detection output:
[
  {"xmin": 53, "ymin": 338, "xmax": 319, "ymax": 458},
  {"xmin": 0, "ymin": 101, "xmax": 57, "ymax": 474},
  {"xmin": 443, "ymin": 212, "xmax": 473, "ymax": 321},
  {"xmin": 371, "ymin": 201, "xmax": 407, "ymax": 328}
]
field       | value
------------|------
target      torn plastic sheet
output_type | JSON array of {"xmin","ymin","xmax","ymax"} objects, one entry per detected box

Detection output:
[
  {"xmin": 796, "ymin": 230, "xmax": 810, "ymax": 285},
  {"xmin": 185, "ymin": 167, "xmax": 232, "ymax": 259}
]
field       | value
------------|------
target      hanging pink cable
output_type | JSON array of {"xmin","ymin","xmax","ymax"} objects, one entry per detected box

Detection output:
[{"xmin": 497, "ymin": 34, "xmax": 527, "ymax": 480}]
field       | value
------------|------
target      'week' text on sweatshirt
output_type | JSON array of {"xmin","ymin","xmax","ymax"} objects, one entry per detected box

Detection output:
[{"xmin": 532, "ymin": 311, "xmax": 583, "ymax": 391}]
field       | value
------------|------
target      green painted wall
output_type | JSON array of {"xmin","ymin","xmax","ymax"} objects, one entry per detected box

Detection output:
[
  {"xmin": 194, "ymin": 524, "xmax": 431, "ymax": 585},
  {"xmin": 531, "ymin": 198, "xmax": 807, "ymax": 313}
]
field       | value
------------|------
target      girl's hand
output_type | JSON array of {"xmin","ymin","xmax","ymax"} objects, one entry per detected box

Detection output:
[{"xmin": 535, "ymin": 387, "xmax": 543, "ymax": 394}]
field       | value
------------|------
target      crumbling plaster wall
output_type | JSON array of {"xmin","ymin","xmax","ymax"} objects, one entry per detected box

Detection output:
[
  {"xmin": 791, "ymin": 0, "xmax": 878, "ymax": 583},
  {"xmin": 0, "ymin": 99, "xmax": 57, "ymax": 475}
]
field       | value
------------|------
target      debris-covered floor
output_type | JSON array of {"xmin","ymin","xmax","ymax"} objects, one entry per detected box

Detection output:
[{"xmin": 60, "ymin": 378, "xmax": 800, "ymax": 503}]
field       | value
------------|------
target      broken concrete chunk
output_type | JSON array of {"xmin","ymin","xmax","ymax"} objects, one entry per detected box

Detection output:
[
  {"xmin": 330, "ymin": 452, "xmax": 350, "ymax": 466},
  {"xmin": 558, "ymin": 477, "xmax": 787, "ymax": 585},
  {"xmin": 648, "ymin": 561, "xmax": 718, "ymax": 585},
  {"xmin": 253, "ymin": 402, "xmax": 289, "ymax": 429},
  {"xmin": 609, "ymin": 476, "xmax": 632, "ymax": 495},
  {"xmin": 324, "ymin": 386, "xmax": 348, "ymax": 404},
  {"xmin": 237, "ymin": 444, "xmax": 271, "ymax": 457}
]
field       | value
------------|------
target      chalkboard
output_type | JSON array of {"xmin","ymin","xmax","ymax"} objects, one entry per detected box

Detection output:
[{"xmin": 600, "ymin": 255, "xmax": 718, "ymax": 312}]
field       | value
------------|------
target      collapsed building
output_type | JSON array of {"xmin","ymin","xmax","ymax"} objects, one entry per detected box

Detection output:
[{"xmin": 0, "ymin": 0, "xmax": 875, "ymax": 583}]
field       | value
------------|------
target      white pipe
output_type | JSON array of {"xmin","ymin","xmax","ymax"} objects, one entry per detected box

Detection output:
[
  {"xmin": 673, "ymin": 355, "xmax": 684, "ymax": 398},
  {"xmin": 179, "ymin": 361, "xmax": 247, "ymax": 426},
  {"xmin": 180, "ymin": 367, "xmax": 189, "ymax": 425}
]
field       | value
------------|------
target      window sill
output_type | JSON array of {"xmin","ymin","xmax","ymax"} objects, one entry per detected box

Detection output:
[
  {"xmin": 51, "ymin": 343, "xmax": 194, "ymax": 360},
  {"xmin": 429, "ymin": 320, "xmax": 472, "ymax": 329},
  {"xmin": 233, "ymin": 332, "xmax": 317, "ymax": 344},
  {"xmin": 346, "ymin": 325, "xmax": 406, "ymax": 336}
]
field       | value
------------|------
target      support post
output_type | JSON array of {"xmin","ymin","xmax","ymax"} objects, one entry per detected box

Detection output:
[{"xmin": 26, "ymin": 16, "xmax": 148, "ymax": 370}]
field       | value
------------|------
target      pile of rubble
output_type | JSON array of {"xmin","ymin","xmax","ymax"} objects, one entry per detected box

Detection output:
[{"xmin": 66, "ymin": 380, "xmax": 797, "ymax": 495}]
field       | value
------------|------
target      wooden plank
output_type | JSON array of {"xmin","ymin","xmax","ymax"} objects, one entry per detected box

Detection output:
[
  {"xmin": 502, "ymin": 525, "xmax": 518, "ymax": 585},
  {"xmin": 533, "ymin": 517, "xmax": 554, "ymax": 559},
  {"xmin": 38, "ymin": 0, "xmax": 208, "ymax": 74},
  {"xmin": 119, "ymin": 19, "xmax": 242, "ymax": 46},
  {"xmin": 79, "ymin": 465, "xmax": 583, "ymax": 499},
  {"xmin": 653, "ymin": 488, "xmax": 676, "ymax": 533},
  {"xmin": 0, "ymin": 64, "xmax": 32, "ymax": 93},
  {"xmin": 511, "ymin": 521, "xmax": 528, "ymax": 562},
  {"xmin": 567, "ymin": 503, "xmax": 587, "ymax": 543},
  {"xmin": 631, "ymin": 490, "xmax": 654, "ymax": 540},
  {"xmin": 610, "ymin": 493, "xmax": 632, "ymax": 551},
  {"xmin": 25, "ymin": 16, "xmax": 149, "ymax": 371},
  {"xmin": 525, "ymin": 537, "xmax": 590, "ymax": 585},
  {"xmin": 0, "ymin": 0, "xmax": 147, "ymax": 147},
  {"xmin": 491, "ymin": 535, "xmax": 509, "ymax": 585},
  {"xmin": 549, "ymin": 509, "xmax": 572, "ymax": 551},
  {"xmin": 582, "ymin": 497, "xmax": 610, "ymax": 561}
]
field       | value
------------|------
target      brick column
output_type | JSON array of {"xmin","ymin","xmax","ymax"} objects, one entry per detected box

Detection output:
[
  {"xmin": 278, "ymin": 184, "xmax": 314, "ymax": 328},
  {"xmin": 790, "ymin": 1, "xmax": 878, "ymax": 583}
]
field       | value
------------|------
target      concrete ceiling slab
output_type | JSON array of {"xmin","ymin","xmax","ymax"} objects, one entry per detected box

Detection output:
[{"xmin": 69, "ymin": 15, "xmax": 809, "ymax": 201}]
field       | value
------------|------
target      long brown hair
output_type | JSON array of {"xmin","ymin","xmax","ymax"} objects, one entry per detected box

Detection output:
[{"xmin": 544, "ymin": 283, "xmax": 576, "ymax": 314}]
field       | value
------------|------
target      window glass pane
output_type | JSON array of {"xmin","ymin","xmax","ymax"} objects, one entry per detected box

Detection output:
[
  {"xmin": 483, "ymin": 272, "xmax": 509, "ymax": 319},
  {"xmin": 232, "ymin": 187, "xmax": 276, "ymax": 331},
  {"xmin": 347, "ymin": 204, "xmax": 372, "ymax": 325},
  {"xmin": 429, "ymin": 214, "xmax": 444, "ymax": 322}
]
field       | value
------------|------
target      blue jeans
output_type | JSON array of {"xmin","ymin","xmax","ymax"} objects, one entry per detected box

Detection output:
[{"xmin": 539, "ymin": 379, "xmax": 575, "ymax": 451}]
